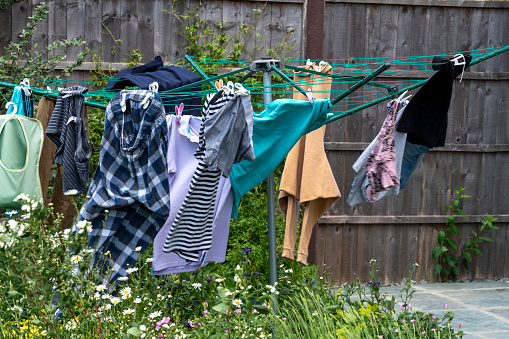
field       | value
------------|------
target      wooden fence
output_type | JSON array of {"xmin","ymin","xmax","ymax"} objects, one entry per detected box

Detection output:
[{"xmin": 1, "ymin": 0, "xmax": 508, "ymax": 284}]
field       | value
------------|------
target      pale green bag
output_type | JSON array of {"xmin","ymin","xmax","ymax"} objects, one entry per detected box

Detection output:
[{"xmin": 0, "ymin": 114, "xmax": 44, "ymax": 209}]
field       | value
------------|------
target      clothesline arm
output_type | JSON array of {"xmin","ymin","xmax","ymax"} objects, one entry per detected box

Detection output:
[
  {"xmin": 330, "ymin": 63, "xmax": 390, "ymax": 106},
  {"xmin": 284, "ymin": 64, "xmax": 394, "ymax": 91},
  {"xmin": 325, "ymin": 45, "xmax": 509, "ymax": 125},
  {"xmin": 184, "ymin": 55, "xmax": 217, "ymax": 89},
  {"xmin": 162, "ymin": 66, "xmax": 252, "ymax": 95},
  {"xmin": 270, "ymin": 66, "xmax": 309, "ymax": 98}
]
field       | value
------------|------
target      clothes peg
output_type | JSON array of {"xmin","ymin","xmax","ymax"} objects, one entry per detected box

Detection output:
[
  {"xmin": 234, "ymin": 83, "xmax": 249, "ymax": 96},
  {"xmin": 450, "ymin": 54, "xmax": 466, "ymax": 82},
  {"xmin": 223, "ymin": 81, "xmax": 235, "ymax": 94},
  {"xmin": 175, "ymin": 103, "xmax": 184, "ymax": 125},
  {"xmin": 121, "ymin": 92, "xmax": 127, "ymax": 112},
  {"xmin": 5, "ymin": 102, "xmax": 17, "ymax": 115},
  {"xmin": 305, "ymin": 88, "xmax": 315, "ymax": 105},
  {"xmin": 20, "ymin": 78, "xmax": 32, "ymax": 96},
  {"xmin": 149, "ymin": 82, "xmax": 159, "ymax": 93},
  {"xmin": 214, "ymin": 80, "xmax": 224, "ymax": 92},
  {"xmin": 141, "ymin": 92, "xmax": 153, "ymax": 109}
]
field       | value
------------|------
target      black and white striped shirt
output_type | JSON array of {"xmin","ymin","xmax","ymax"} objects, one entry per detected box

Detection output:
[{"xmin": 163, "ymin": 91, "xmax": 235, "ymax": 262}]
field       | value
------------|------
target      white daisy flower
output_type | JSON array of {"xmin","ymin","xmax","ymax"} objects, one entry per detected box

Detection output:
[
  {"xmin": 126, "ymin": 267, "xmax": 138, "ymax": 274},
  {"xmin": 11, "ymin": 305, "xmax": 22, "ymax": 313},
  {"xmin": 110, "ymin": 297, "xmax": 121, "ymax": 305},
  {"xmin": 96, "ymin": 284, "xmax": 107, "ymax": 292},
  {"xmin": 192, "ymin": 283, "xmax": 202, "ymax": 290},
  {"xmin": 120, "ymin": 287, "xmax": 132, "ymax": 297},
  {"xmin": 148, "ymin": 311, "xmax": 162, "ymax": 319},
  {"xmin": 134, "ymin": 246, "xmax": 142, "ymax": 252},
  {"xmin": 232, "ymin": 299, "xmax": 243, "ymax": 308},
  {"xmin": 123, "ymin": 308, "xmax": 135, "ymax": 315},
  {"xmin": 146, "ymin": 258, "xmax": 153, "ymax": 263},
  {"xmin": 134, "ymin": 298, "xmax": 142, "ymax": 304},
  {"xmin": 65, "ymin": 320, "xmax": 77, "ymax": 330},
  {"xmin": 117, "ymin": 276, "xmax": 129, "ymax": 282},
  {"xmin": 71, "ymin": 255, "xmax": 83, "ymax": 263}
]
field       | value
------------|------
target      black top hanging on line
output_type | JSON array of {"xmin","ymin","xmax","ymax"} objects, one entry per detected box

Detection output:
[{"xmin": 396, "ymin": 54, "xmax": 472, "ymax": 148}]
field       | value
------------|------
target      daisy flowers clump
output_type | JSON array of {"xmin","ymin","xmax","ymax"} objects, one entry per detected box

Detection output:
[{"xmin": 232, "ymin": 299, "xmax": 243, "ymax": 308}]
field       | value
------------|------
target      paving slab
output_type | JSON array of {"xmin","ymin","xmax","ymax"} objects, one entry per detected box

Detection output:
[{"xmin": 378, "ymin": 281, "xmax": 509, "ymax": 339}]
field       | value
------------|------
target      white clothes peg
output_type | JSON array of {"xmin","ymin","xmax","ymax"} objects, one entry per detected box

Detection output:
[
  {"xmin": 140, "ymin": 91, "xmax": 153, "ymax": 109},
  {"xmin": 234, "ymin": 83, "xmax": 249, "ymax": 96},
  {"xmin": 222, "ymin": 81, "xmax": 235, "ymax": 93},
  {"xmin": 19, "ymin": 78, "xmax": 32, "ymax": 96},
  {"xmin": 120, "ymin": 92, "xmax": 127, "ymax": 112},
  {"xmin": 305, "ymin": 88, "xmax": 315, "ymax": 105},
  {"xmin": 149, "ymin": 82, "xmax": 159, "ymax": 92},
  {"xmin": 451, "ymin": 54, "xmax": 466, "ymax": 82},
  {"xmin": 5, "ymin": 102, "xmax": 17, "ymax": 115}
]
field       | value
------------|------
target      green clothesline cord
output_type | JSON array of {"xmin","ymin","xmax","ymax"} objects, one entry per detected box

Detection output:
[{"xmin": 0, "ymin": 46, "xmax": 507, "ymax": 112}]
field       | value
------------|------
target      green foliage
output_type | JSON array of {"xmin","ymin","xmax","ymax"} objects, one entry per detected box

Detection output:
[
  {"xmin": 0, "ymin": 0, "xmax": 22, "ymax": 10},
  {"xmin": 433, "ymin": 188, "xmax": 498, "ymax": 282},
  {"xmin": 271, "ymin": 261, "xmax": 464, "ymax": 339},
  {"xmin": 0, "ymin": 2, "xmax": 88, "ymax": 107}
]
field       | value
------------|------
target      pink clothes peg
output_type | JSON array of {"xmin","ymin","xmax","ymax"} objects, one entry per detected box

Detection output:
[{"xmin": 175, "ymin": 103, "xmax": 184, "ymax": 125}]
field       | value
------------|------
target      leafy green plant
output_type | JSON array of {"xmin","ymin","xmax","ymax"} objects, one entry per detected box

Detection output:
[
  {"xmin": 433, "ymin": 187, "xmax": 498, "ymax": 282},
  {"xmin": 271, "ymin": 262, "xmax": 464, "ymax": 339},
  {"xmin": 0, "ymin": 2, "xmax": 88, "ymax": 106}
]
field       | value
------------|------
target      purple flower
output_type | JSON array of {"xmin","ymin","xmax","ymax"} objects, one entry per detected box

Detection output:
[
  {"xmin": 410, "ymin": 319, "xmax": 415, "ymax": 323},
  {"xmin": 401, "ymin": 319, "xmax": 405, "ymax": 323},
  {"xmin": 184, "ymin": 278, "xmax": 190, "ymax": 281},
  {"xmin": 421, "ymin": 331, "xmax": 425, "ymax": 335},
  {"xmin": 282, "ymin": 317, "xmax": 287, "ymax": 321},
  {"xmin": 431, "ymin": 328, "xmax": 436, "ymax": 332},
  {"xmin": 395, "ymin": 329, "xmax": 399, "ymax": 333},
  {"xmin": 458, "ymin": 324, "xmax": 462, "ymax": 328},
  {"xmin": 234, "ymin": 308, "xmax": 241, "ymax": 314},
  {"xmin": 205, "ymin": 277, "xmax": 213, "ymax": 283},
  {"xmin": 443, "ymin": 304, "xmax": 447, "ymax": 308}
]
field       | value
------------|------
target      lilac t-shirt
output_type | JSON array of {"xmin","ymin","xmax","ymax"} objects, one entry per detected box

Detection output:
[{"xmin": 152, "ymin": 115, "xmax": 234, "ymax": 275}]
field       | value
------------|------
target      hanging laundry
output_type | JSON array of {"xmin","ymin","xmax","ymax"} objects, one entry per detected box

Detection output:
[
  {"xmin": 347, "ymin": 103, "xmax": 430, "ymax": 206},
  {"xmin": 0, "ymin": 114, "xmax": 43, "ymax": 209},
  {"xmin": 278, "ymin": 61, "xmax": 341, "ymax": 265},
  {"xmin": 75, "ymin": 90, "xmax": 170, "ymax": 284},
  {"xmin": 153, "ymin": 115, "xmax": 234, "ymax": 275},
  {"xmin": 229, "ymin": 98, "xmax": 332, "ymax": 218},
  {"xmin": 363, "ymin": 99, "xmax": 401, "ymax": 202},
  {"xmin": 6, "ymin": 86, "xmax": 33, "ymax": 118},
  {"xmin": 45, "ymin": 86, "xmax": 91, "ymax": 196},
  {"xmin": 396, "ymin": 54, "xmax": 472, "ymax": 148},
  {"xmin": 163, "ymin": 89, "xmax": 255, "ymax": 262},
  {"xmin": 105, "ymin": 56, "xmax": 203, "ymax": 116}
]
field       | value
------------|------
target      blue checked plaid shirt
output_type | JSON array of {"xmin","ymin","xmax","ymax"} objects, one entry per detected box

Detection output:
[{"xmin": 76, "ymin": 90, "xmax": 170, "ymax": 284}]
